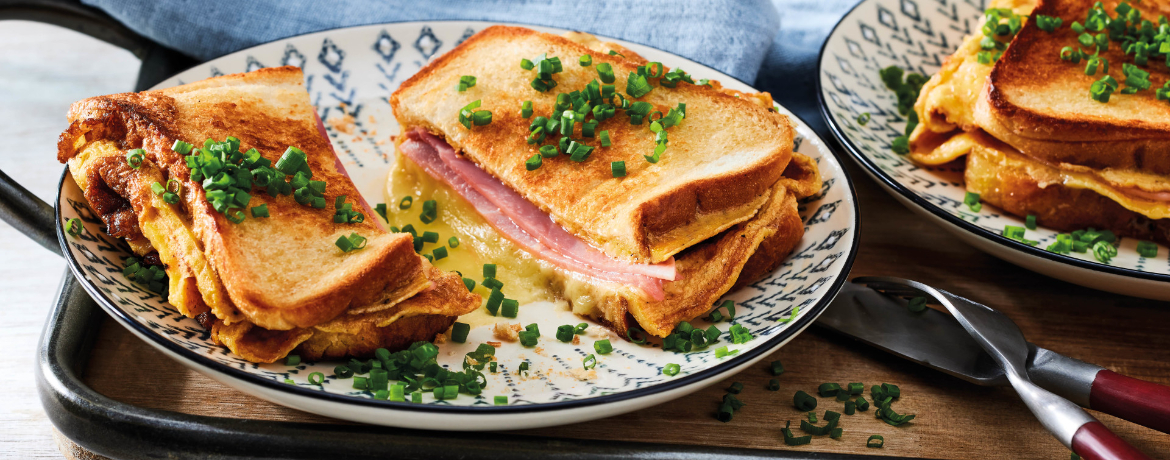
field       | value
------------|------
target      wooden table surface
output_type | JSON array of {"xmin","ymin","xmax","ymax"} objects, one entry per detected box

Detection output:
[{"xmin": 5, "ymin": 18, "xmax": 1170, "ymax": 460}]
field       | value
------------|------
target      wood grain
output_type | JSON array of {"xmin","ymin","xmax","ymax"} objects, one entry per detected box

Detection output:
[{"xmin": 77, "ymin": 158, "xmax": 1170, "ymax": 459}]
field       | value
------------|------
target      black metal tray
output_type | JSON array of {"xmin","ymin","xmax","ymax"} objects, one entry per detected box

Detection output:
[{"xmin": 4, "ymin": 1, "xmax": 910, "ymax": 458}]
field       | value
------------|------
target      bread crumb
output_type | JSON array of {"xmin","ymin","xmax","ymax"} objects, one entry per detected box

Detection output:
[
  {"xmin": 487, "ymin": 341, "xmax": 501, "ymax": 347},
  {"xmin": 368, "ymin": 115, "xmax": 377, "ymax": 124},
  {"xmin": 493, "ymin": 323, "xmax": 518, "ymax": 342},
  {"xmin": 328, "ymin": 113, "xmax": 356, "ymax": 135},
  {"xmin": 352, "ymin": 136, "xmax": 362, "ymax": 143},
  {"xmin": 571, "ymin": 335, "xmax": 581, "ymax": 345},
  {"xmin": 587, "ymin": 325, "xmax": 612, "ymax": 339},
  {"xmin": 534, "ymin": 347, "xmax": 546, "ymax": 356},
  {"xmin": 569, "ymin": 368, "xmax": 597, "ymax": 380},
  {"xmin": 433, "ymin": 331, "xmax": 449, "ymax": 344}
]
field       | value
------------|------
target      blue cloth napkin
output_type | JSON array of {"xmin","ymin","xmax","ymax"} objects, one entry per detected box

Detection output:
[{"xmin": 83, "ymin": 0, "xmax": 780, "ymax": 84}]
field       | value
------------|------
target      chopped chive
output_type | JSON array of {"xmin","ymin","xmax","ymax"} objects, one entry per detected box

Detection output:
[
  {"xmin": 483, "ymin": 264, "xmax": 497, "ymax": 278},
  {"xmin": 411, "ymin": 392, "xmax": 422, "ymax": 403},
  {"xmin": 500, "ymin": 298, "xmax": 519, "ymax": 318},
  {"xmin": 556, "ymin": 325, "xmax": 574, "ymax": 342},
  {"xmin": 308, "ymin": 372, "xmax": 324, "ymax": 385},
  {"xmin": 1137, "ymin": 241, "xmax": 1158, "ymax": 258},
  {"xmin": 521, "ymin": 100, "xmax": 533, "ymax": 118},
  {"xmin": 251, "ymin": 204, "xmax": 269, "ymax": 218},
  {"xmin": 462, "ymin": 277, "xmax": 476, "ymax": 292},
  {"xmin": 818, "ymin": 383, "xmax": 841, "ymax": 397},
  {"xmin": 432, "ymin": 246, "xmax": 448, "ymax": 260},
  {"xmin": 422, "ymin": 231, "xmax": 439, "ymax": 243},
  {"xmin": 482, "ymin": 278, "xmax": 503, "ymax": 290},
  {"xmin": 771, "ymin": 360, "xmax": 785, "ymax": 376},
  {"xmin": 352, "ymin": 376, "xmax": 367, "ymax": 390},
  {"xmin": 1026, "ymin": 214, "xmax": 1037, "ymax": 230},
  {"xmin": 663, "ymin": 363, "xmax": 681, "ymax": 376},
  {"xmin": 767, "ymin": 379, "xmax": 780, "ymax": 391},
  {"xmin": 334, "ymin": 365, "xmax": 353, "ymax": 378},
  {"xmin": 126, "ymin": 149, "xmax": 145, "ymax": 169},
  {"xmin": 526, "ymin": 153, "xmax": 543, "ymax": 171},
  {"xmin": 448, "ymin": 236, "xmax": 460, "ymax": 248},
  {"xmin": 867, "ymin": 435, "xmax": 884, "ymax": 448},
  {"xmin": 65, "ymin": 218, "xmax": 83, "ymax": 237},
  {"xmin": 600, "ymin": 130, "xmax": 611, "ymax": 147},
  {"xmin": 857, "ymin": 112, "xmax": 871, "ymax": 126},
  {"xmin": 579, "ymin": 55, "xmax": 592, "ymax": 66},
  {"xmin": 485, "ymin": 288, "xmax": 504, "ymax": 315},
  {"xmin": 451, "ymin": 322, "xmax": 470, "ymax": 343},
  {"xmin": 583, "ymin": 354, "xmax": 597, "ymax": 369},
  {"xmin": 611, "ymin": 161, "xmax": 627, "ymax": 177},
  {"xmin": 494, "ymin": 395, "xmax": 508, "ymax": 405},
  {"xmin": 848, "ymin": 382, "xmax": 864, "ymax": 395},
  {"xmin": 286, "ymin": 355, "xmax": 301, "ymax": 366},
  {"xmin": 399, "ymin": 196, "xmax": 413, "ymax": 209},
  {"xmin": 963, "ymin": 191, "xmax": 982, "ymax": 212},
  {"xmin": 520, "ymin": 58, "xmax": 534, "ymax": 70},
  {"xmin": 596, "ymin": 63, "xmax": 615, "ymax": 83},
  {"xmin": 794, "ymin": 390, "xmax": 817, "ymax": 411},
  {"xmin": 908, "ymin": 296, "xmax": 927, "ymax": 313}
]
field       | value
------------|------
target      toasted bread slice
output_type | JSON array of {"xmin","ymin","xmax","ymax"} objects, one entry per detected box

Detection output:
[
  {"xmin": 392, "ymin": 26, "xmax": 794, "ymax": 264},
  {"xmin": 977, "ymin": 0, "xmax": 1170, "ymax": 174},
  {"xmin": 59, "ymin": 66, "xmax": 425, "ymax": 331},
  {"xmin": 964, "ymin": 130, "xmax": 1170, "ymax": 244},
  {"xmin": 212, "ymin": 265, "xmax": 480, "ymax": 362}
]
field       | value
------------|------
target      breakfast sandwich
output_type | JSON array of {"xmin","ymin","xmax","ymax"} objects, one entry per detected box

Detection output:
[
  {"xmin": 388, "ymin": 26, "xmax": 820, "ymax": 338},
  {"xmin": 57, "ymin": 66, "xmax": 479, "ymax": 363},
  {"xmin": 909, "ymin": 0, "xmax": 1170, "ymax": 247}
]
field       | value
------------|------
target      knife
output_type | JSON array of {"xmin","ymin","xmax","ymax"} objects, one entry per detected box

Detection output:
[{"xmin": 817, "ymin": 280, "xmax": 1170, "ymax": 435}]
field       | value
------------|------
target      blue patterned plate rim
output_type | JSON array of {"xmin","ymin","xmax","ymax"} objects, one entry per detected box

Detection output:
[
  {"xmin": 55, "ymin": 20, "xmax": 861, "ymax": 415},
  {"xmin": 815, "ymin": 1, "xmax": 1170, "ymax": 284}
]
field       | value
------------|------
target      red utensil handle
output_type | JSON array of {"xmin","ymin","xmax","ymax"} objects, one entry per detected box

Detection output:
[
  {"xmin": 1090, "ymin": 370, "xmax": 1170, "ymax": 434},
  {"xmin": 1071, "ymin": 422, "xmax": 1151, "ymax": 460}
]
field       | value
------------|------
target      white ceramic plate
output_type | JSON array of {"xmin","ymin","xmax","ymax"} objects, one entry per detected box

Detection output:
[
  {"xmin": 56, "ymin": 21, "xmax": 859, "ymax": 430},
  {"xmin": 817, "ymin": 0, "xmax": 1170, "ymax": 300}
]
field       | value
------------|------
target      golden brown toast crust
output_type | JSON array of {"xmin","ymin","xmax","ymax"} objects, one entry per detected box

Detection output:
[
  {"xmin": 581, "ymin": 154, "xmax": 816, "ymax": 337},
  {"xmin": 391, "ymin": 26, "xmax": 793, "ymax": 264},
  {"xmin": 58, "ymin": 66, "xmax": 423, "ymax": 331},
  {"xmin": 981, "ymin": 0, "xmax": 1170, "ymax": 173},
  {"xmin": 965, "ymin": 137, "xmax": 1170, "ymax": 245}
]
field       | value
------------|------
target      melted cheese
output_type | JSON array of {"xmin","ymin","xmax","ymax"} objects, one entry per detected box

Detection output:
[
  {"xmin": 910, "ymin": 0, "xmax": 1036, "ymax": 138},
  {"xmin": 74, "ymin": 140, "xmax": 236, "ymax": 321},
  {"xmin": 384, "ymin": 155, "xmax": 571, "ymax": 329},
  {"xmin": 961, "ymin": 132, "xmax": 1170, "ymax": 219}
]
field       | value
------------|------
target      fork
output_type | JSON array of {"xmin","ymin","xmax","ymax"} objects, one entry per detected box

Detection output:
[{"xmin": 855, "ymin": 276, "xmax": 1152, "ymax": 460}]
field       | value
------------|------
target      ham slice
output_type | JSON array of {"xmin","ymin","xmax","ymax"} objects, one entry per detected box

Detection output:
[
  {"xmin": 399, "ymin": 129, "xmax": 667, "ymax": 300},
  {"xmin": 432, "ymin": 134, "xmax": 677, "ymax": 281}
]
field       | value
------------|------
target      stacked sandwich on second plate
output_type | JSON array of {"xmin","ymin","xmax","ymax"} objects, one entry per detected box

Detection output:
[
  {"xmin": 388, "ymin": 26, "xmax": 821, "ymax": 338},
  {"xmin": 910, "ymin": 0, "xmax": 1170, "ymax": 245},
  {"xmin": 57, "ymin": 66, "xmax": 480, "ymax": 363}
]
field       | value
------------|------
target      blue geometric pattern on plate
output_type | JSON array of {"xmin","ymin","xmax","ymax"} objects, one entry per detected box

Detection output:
[
  {"xmin": 818, "ymin": 0, "xmax": 1170, "ymax": 274},
  {"xmin": 57, "ymin": 21, "xmax": 858, "ymax": 409}
]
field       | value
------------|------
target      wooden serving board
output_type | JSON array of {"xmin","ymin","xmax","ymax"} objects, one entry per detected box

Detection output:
[{"xmin": 70, "ymin": 161, "xmax": 1170, "ymax": 459}]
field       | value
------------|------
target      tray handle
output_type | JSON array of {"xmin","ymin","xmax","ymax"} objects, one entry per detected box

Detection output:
[{"xmin": 0, "ymin": 0, "xmax": 195, "ymax": 256}]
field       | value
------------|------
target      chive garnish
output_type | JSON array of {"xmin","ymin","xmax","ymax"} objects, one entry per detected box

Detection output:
[
  {"xmin": 65, "ymin": 218, "xmax": 83, "ymax": 237},
  {"xmin": 583, "ymin": 354, "xmax": 597, "ymax": 370},
  {"xmin": 450, "ymin": 322, "xmax": 469, "ymax": 343},
  {"xmin": 662, "ymin": 363, "xmax": 681, "ymax": 376},
  {"xmin": 611, "ymin": 161, "xmax": 627, "ymax": 177},
  {"xmin": 500, "ymin": 298, "xmax": 519, "ymax": 318},
  {"xmin": 794, "ymin": 390, "xmax": 817, "ymax": 411}
]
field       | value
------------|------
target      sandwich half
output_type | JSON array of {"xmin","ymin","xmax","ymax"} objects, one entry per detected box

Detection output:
[
  {"xmin": 910, "ymin": 0, "xmax": 1170, "ymax": 244},
  {"xmin": 58, "ymin": 66, "xmax": 479, "ymax": 363},
  {"xmin": 389, "ymin": 26, "xmax": 820, "ymax": 337}
]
